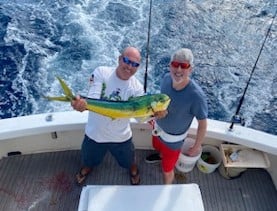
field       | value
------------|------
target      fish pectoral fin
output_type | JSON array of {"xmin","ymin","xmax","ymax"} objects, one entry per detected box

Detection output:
[{"xmin": 150, "ymin": 101, "xmax": 158, "ymax": 112}]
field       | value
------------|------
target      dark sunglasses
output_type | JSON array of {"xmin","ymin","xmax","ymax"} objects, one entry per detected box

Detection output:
[
  {"xmin": 170, "ymin": 61, "xmax": 191, "ymax": 69},
  {"xmin": 123, "ymin": 57, "xmax": 140, "ymax": 67}
]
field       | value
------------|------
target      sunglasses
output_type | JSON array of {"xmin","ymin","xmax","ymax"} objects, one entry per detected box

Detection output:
[
  {"xmin": 170, "ymin": 61, "xmax": 191, "ymax": 69},
  {"xmin": 122, "ymin": 57, "xmax": 140, "ymax": 67}
]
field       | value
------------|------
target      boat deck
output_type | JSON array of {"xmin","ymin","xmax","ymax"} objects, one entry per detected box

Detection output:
[{"xmin": 0, "ymin": 149, "xmax": 276, "ymax": 211}]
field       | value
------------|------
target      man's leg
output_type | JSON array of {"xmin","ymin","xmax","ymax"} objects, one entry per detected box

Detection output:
[
  {"xmin": 163, "ymin": 170, "xmax": 175, "ymax": 184},
  {"xmin": 110, "ymin": 138, "xmax": 140, "ymax": 185},
  {"xmin": 76, "ymin": 135, "xmax": 107, "ymax": 184}
]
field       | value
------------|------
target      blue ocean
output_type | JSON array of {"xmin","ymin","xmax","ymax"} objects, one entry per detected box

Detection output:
[{"xmin": 0, "ymin": 0, "xmax": 276, "ymax": 135}]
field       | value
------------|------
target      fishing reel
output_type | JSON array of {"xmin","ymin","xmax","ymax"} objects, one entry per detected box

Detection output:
[
  {"xmin": 231, "ymin": 114, "xmax": 245, "ymax": 126},
  {"xmin": 229, "ymin": 114, "xmax": 245, "ymax": 131}
]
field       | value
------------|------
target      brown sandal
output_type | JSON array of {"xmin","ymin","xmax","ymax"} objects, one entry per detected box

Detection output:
[
  {"xmin": 76, "ymin": 167, "xmax": 91, "ymax": 185},
  {"xmin": 130, "ymin": 165, "xmax": 140, "ymax": 185}
]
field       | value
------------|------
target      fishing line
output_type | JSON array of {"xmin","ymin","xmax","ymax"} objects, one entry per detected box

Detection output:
[
  {"xmin": 144, "ymin": 0, "xmax": 153, "ymax": 93},
  {"xmin": 229, "ymin": 9, "xmax": 277, "ymax": 131}
]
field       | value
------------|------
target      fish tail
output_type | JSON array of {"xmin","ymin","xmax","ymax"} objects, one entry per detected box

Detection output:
[
  {"xmin": 43, "ymin": 77, "xmax": 75, "ymax": 102},
  {"xmin": 43, "ymin": 96, "xmax": 71, "ymax": 102},
  {"xmin": 56, "ymin": 77, "xmax": 75, "ymax": 100}
]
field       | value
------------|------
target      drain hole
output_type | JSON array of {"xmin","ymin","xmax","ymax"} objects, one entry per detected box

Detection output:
[{"xmin": 7, "ymin": 151, "xmax": 22, "ymax": 156}]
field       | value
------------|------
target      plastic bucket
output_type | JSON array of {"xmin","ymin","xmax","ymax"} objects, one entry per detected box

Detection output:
[
  {"xmin": 197, "ymin": 145, "xmax": 222, "ymax": 173},
  {"xmin": 218, "ymin": 163, "xmax": 247, "ymax": 179},
  {"xmin": 175, "ymin": 138, "xmax": 202, "ymax": 173}
]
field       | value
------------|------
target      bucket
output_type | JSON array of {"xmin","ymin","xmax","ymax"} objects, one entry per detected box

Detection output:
[
  {"xmin": 175, "ymin": 138, "xmax": 202, "ymax": 173},
  {"xmin": 218, "ymin": 163, "xmax": 247, "ymax": 179},
  {"xmin": 197, "ymin": 145, "xmax": 222, "ymax": 173}
]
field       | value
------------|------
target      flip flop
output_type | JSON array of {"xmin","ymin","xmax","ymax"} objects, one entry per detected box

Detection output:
[
  {"xmin": 130, "ymin": 167, "xmax": 140, "ymax": 185},
  {"xmin": 76, "ymin": 167, "xmax": 91, "ymax": 185}
]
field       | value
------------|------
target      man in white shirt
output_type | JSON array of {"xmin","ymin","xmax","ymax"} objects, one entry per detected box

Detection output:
[{"xmin": 72, "ymin": 46, "xmax": 144, "ymax": 185}]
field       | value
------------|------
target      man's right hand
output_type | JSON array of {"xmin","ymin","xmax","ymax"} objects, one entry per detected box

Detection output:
[
  {"xmin": 71, "ymin": 95, "xmax": 87, "ymax": 112},
  {"xmin": 153, "ymin": 110, "xmax": 168, "ymax": 119}
]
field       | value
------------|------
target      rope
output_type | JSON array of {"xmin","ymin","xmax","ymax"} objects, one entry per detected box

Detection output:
[
  {"xmin": 229, "ymin": 9, "xmax": 277, "ymax": 130},
  {"xmin": 144, "ymin": 0, "xmax": 153, "ymax": 93}
]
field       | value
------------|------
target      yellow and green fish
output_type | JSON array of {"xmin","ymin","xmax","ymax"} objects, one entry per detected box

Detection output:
[{"xmin": 44, "ymin": 77, "xmax": 170, "ymax": 119}]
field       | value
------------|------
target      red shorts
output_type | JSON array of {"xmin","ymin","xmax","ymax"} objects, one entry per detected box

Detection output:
[{"xmin": 152, "ymin": 135, "xmax": 181, "ymax": 173}]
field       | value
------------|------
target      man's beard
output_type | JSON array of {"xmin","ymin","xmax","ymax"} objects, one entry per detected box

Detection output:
[{"xmin": 171, "ymin": 72, "xmax": 185, "ymax": 85}]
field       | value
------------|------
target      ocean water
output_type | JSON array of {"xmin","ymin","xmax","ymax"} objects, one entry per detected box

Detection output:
[{"xmin": 0, "ymin": 0, "xmax": 276, "ymax": 135}]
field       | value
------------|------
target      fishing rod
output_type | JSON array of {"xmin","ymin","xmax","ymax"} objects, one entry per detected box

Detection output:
[
  {"xmin": 144, "ymin": 0, "xmax": 153, "ymax": 93},
  {"xmin": 229, "ymin": 9, "xmax": 277, "ymax": 131}
]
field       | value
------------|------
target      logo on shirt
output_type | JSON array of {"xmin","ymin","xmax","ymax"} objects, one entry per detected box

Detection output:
[
  {"xmin": 109, "ymin": 88, "xmax": 122, "ymax": 101},
  {"xmin": 100, "ymin": 83, "xmax": 122, "ymax": 101}
]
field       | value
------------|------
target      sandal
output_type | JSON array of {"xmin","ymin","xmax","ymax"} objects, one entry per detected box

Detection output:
[
  {"xmin": 76, "ymin": 167, "xmax": 91, "ymax": 185},
  {"xmin": 130, "ymin": 165, "xmax": 140, "ymax": 185}
]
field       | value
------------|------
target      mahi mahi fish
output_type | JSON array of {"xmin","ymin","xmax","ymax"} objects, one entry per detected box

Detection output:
[{"xmin": 44, "ymin": 77, "xmax": 171, "ymax": 119}]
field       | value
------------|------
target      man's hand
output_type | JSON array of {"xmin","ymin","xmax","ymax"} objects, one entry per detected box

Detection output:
[
  {"xmin": 186, "ymin": 144, "xmax": 202, "ymax": 157},
  {"xmin": 153, "ymin": 110, "xmax": 168, "ymax": 119},
  {"xmin": 71, "ymin": 95, "xmax": 87, "ymax": 112}
]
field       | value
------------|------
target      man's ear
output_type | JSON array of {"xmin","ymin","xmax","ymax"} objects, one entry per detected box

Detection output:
[{"xmin": 118, "ymin": 55, "xmax": 122, "ymax": 62}]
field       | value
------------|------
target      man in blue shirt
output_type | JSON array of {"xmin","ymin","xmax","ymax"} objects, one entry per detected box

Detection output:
[{"xmin": 146, "ymin": 48, "xmax": 208, "ymax": 184}]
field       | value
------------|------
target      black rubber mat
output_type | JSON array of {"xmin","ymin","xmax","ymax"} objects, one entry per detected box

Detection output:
[{"xmin": 0, "ymin": 150, "xmax": 276, "ymax": 211}]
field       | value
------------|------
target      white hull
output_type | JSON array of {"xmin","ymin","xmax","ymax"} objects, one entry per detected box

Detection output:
[{"xmin": 1, "ymin": 111, "xmax": 277, "ymax": 189}]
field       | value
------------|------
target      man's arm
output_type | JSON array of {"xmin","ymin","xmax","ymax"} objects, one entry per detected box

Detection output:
[{"xmin": 187, "ymin": 118, "xmax": 207, "ymax": 156}]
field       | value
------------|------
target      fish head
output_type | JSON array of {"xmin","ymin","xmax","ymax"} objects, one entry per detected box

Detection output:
[{"xmin": 151, "ymin": 94, "xmax": 171, "ymax": 112}]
